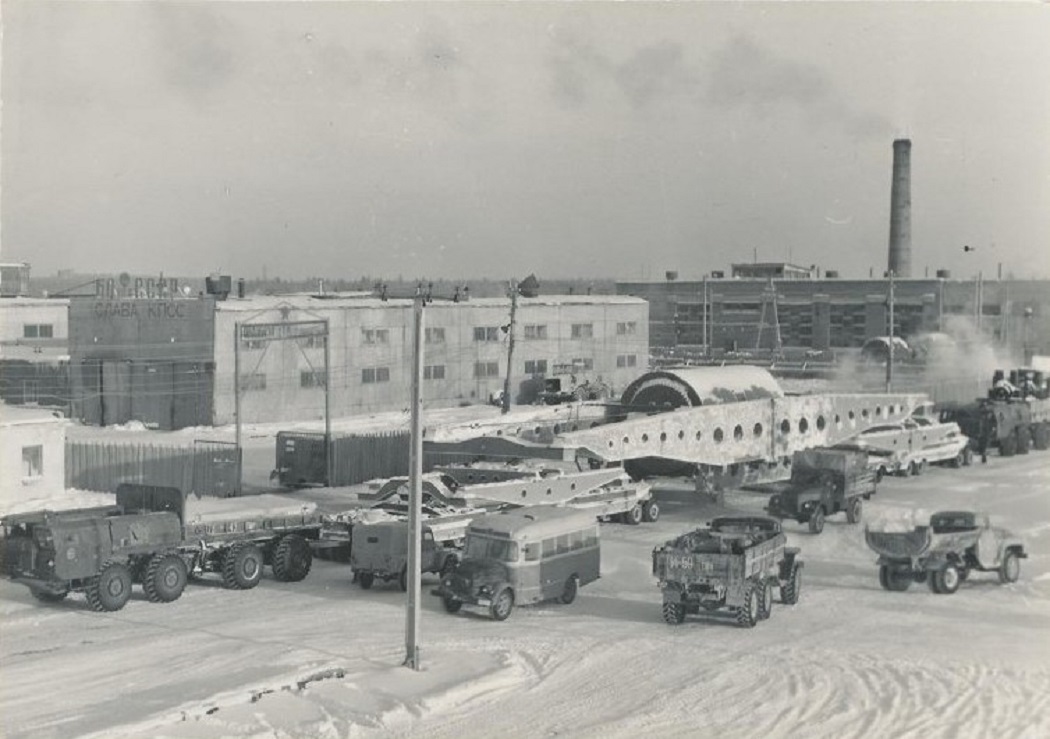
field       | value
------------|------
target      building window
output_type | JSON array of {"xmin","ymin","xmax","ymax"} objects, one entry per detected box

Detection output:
[
  {"xmin": 523, "ymin": 324, "xmax": 548, "ymax": 340},
  {"xmin": 23, "ymin": 324, "xmax": 54, "ymax": 339},
  {"xmin": 301, "ymin": 335, "xmax": 325, "ymax": 349},
  {"xmin": 300, "ymin": 370, "xmax": 326, "ymax": 388},
  {"xmin": 616, "ymin": 322, "xmax": 637, "ymax": 336},
  {"xmin": 617, "ymin": 354, "xmax": 638, "ymax": 368},
  {"xmin": 572, "ymin": 358, "xmax": 594, "ymax": 371},
  {"xmin": 424, "ymin": 364, "xmax": 446, "ymax": 380},
  {"xmin": 524, "ymin": 359, "xmax": 548, "ymax": 375},
  {"xmin": 362, "ymin": 366, "xmax": 391, "ymax": 384},
  {"xmin": 474, "ymin": 361, "xmax": 500, "ymax": 378},
  {"xmin": 474, "ymin": 326, "xmax": 501, "ymax": 342},
  {"xmin": 571, "ymin": 323, "xmax": 593, "ymax": 339},
  {"xmin": 425, "ymin": 327, "xmax": 446, "ymax": 344},
  {"xmin": 22, "ymin": 445, "xmax": 43, "ymax": 478},
  {"xmin": 362, "ymin": 328, "xmax": 390, "ymax": 345},
  {"xmin": 240, "ymin": 373, "xmax": 267, "ymax": 391}
]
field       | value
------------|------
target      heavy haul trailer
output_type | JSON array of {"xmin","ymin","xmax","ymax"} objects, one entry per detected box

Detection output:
[{"xmin": 1, "ymin": 484, "xmax": 321, "ymax": 612}]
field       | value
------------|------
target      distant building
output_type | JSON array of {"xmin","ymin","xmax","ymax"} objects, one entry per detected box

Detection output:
[
  {"xmin": 618, "ymin": 276, "xmax": 1050, "ymax": 358},
  {"xmin": 0, "ymin": 403, "xmax": 68, "ymax": 511},
  {"xmin": 0, "ymin": 297, "xmax": 71, "ymax": 407},
  {"xmin": 730, "ymin": 262, "xmax": 817, "ymax": 280},
  {"xmin": 66, "ymin": 292, "xmax": 649, "ymax": 428},
  {"xmin": 0, "ymin": 262, "xmax": 31, "ymax": 298}
]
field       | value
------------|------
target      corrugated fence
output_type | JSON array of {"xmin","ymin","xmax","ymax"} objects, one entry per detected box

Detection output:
[
  {"xmin": 330, "ymin": 431, "xmax": 410, "ymax": 485},
  {"xmin": 66, "ymin": 440, "xmax": 241, "ymax": 497}
]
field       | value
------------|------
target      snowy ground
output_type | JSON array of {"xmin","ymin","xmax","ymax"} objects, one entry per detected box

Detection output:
[{"xmin": 2, "ymin": 452, "xmax": 1048, "ymax": 738}]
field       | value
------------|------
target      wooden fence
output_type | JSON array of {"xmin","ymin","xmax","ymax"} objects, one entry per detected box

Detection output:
[{"xmin": 66, "ymin": 440, "xmax": 241, "ymax": 497}]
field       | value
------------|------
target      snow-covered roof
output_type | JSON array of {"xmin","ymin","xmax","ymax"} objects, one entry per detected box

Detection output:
[
  {"xmin": 213, "ymin": 294, "xmax": 645, "ymax": 313},
  {"xmin": 0, "ymin": 403, "xmax": 68, "ymax": 427}
]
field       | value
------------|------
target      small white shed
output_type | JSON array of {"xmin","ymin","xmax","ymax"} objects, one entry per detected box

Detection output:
[{"xmin": 0, "ymin": 403, "xmax": 68, "ymax": 513}]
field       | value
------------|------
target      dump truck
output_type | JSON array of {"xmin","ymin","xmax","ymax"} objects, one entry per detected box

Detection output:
[
  {"xmin": 0, "ymin": 484, "xmax": 321, "ymax": 611},
  {"xmin": 762, "ymin": 448, "xmax": 877, "ymax": 534},
  {"xmin": 653, "ymin": 516, "xmax": 802, "ymax": 628},
  {"xmin": 350, "ymin": 518, "xmax": 465, "ymax": 591},
  {"xmin": 865, "ymin": 510, "xmax": 1027, "ymax": 594}
]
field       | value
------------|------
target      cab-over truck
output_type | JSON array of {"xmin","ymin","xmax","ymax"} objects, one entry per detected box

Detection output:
[{"xmin": 1, "ymin": 484, "xmax": 321, "ymax": 612}]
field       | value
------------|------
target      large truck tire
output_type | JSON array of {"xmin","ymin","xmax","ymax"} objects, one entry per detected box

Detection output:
[
  {"xmin": 807, "ymin": 507, "xmax": 825, "ymax": 535},
  {"xmin": 878, "ymin": 564, "xmax": 912, "ymax": 592},
  {"xmin": 758, "ymin": 579, "xmax": 774, "ymax": 620},
  {"xmin": 221, "ymin": 543, "xmax": 264, "ymax": 590},
  {"xmin": 846, "ymin": 497, "xmax": 863, "ymax": 525},
  {"xmin": 490, "ymin": 587, "xmax": 515, "ymax": 621},
  {"xmin": 999, "ymin": 550, "xmax": 1021, "ymax": 584},
  {"xmin": 931, "ymin": 564, "xmax": 961, "ymax": 595},
  {"xmin": 86, "ymin": 561, "xmax": 133, "ymax": 612},
  {"xmin": 623, "ymin": 503, "xmax": 644, "ymax": 526},
  {"xmin": 1000, "ymin": 434, "xmax": 1016, "ymax": 457},
  {"xmin": 1032, "ymin": 423, "xmax": 1049, "ymax": 451},
  {"xmin": 272, "ymin": 534, "xmax": 313, "ymax": 582},
  {"xmin": 1016, "ymin": 427, "xmax": 1031, "ymax": 455},
  {"xmin": 735, "ymin": 581, "xmax": 760, "ymax": 628},
  {"xmin": 144, "ymin": 553, "xmax": 188, "ymax": 603},
  {"xmin": 662, "ymin": 601, "xmax": 686, "ymax": 625},
  {"xmin": 780, "ymin": 563, "xmax": 802, "ymax": 605}
]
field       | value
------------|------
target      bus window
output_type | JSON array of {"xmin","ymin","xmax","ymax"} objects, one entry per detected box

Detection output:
[
  {"xmin": 583, "ymin": 527, "xmax": 598, "ymax": 548},
  {"xmin": 557, "ymin": 534, "xmax": 570, "ymax": 554},
  {"xmin": 543, "ymin": 537, "xmax": 557, "ymax": 557},
  {"xmin": 570, "ymin": 530, "xmax": 584, "ymax": 550},
  {"xmin": 524, "ymin": 543, "xmax": 540, "ymax": 561}
]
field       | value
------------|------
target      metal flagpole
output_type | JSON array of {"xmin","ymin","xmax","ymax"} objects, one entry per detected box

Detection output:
[{"xmin": 404, "ymin": 295, "xmax": 425, "ymax": 670}]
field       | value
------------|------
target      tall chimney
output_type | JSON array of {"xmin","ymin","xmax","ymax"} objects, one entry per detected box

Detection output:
[{"xmin": 887, "ymin": 139, "xmax": 912, "ymax": 278}]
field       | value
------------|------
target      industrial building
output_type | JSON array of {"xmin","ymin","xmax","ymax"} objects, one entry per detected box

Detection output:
[
  {"xmin": 65, "ymin": 291, "xmax": 648, "ymax": 428},
  {"xmin": 617, "ymin": 273, "xmax": 1050, "ymax": 359}
]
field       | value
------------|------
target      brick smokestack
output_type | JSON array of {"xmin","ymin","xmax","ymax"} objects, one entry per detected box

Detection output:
[{"xmin": 887, "ymin": 138, "xmax": 912, "ymax": 278}]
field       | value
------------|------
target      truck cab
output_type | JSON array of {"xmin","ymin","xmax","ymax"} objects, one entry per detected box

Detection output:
[{"xmin": 764, "ymin": 448, "xmax": 876, "ymax": 534}]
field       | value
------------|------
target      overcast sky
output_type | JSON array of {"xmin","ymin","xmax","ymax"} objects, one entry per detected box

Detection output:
[{"xmin": 2, "ymin": 1, "xmax": 1048, "ymax": 281}]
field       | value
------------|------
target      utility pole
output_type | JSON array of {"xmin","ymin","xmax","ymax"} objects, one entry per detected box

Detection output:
[
  {"xmin": 502, "ymin": 280, "xmax": 518, "ymax": 414},
  {"xmin": 323, "ymin": 318, "xmax": 332, "ymax": 486},
  {"xmin": 702, "ymin": 274, "xmax": 709, "ymax": 355},
  {"xmin": 404, "ymin": 295, "xmax": 425, "ymax": 670},
  {"xmin": 233, "ymin": 322, "xmax": 242, "ymax": 495},
  {"xmin": 886, "ymin": 271, "xmax": 895, "ymax": 393}
]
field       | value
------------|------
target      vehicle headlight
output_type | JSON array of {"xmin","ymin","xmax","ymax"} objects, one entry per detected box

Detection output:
[{"xmin": 478, "ymin": 585, "xmax": 491, "ymax": 595}]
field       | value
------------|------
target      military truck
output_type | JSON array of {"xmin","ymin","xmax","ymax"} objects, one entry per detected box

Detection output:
[
  {"xmin": 350, "ymin": 518, "xmax": 464, "ymax": 591},
  {"xmin": 653, "ymin": 516, "xmax": 802, "ymax": 628},
  {"xmin": 0, "ymin": 484, "xmax": 321, "ymax": 612},
  {"xmin": 938, "ymin": 368, "xmax": 1050, "ymax": 457},
  {"xmin": 762, "ymin": 448, "xmax": 877, "ymax": 534},
  {"xmin": 865, "ymin": 510, "xmax": 1027, "ymax": 594}
]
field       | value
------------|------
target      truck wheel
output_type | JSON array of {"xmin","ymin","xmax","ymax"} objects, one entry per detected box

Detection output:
[
  {"xmin": 950, "ymin": 451, "xmax": 964, "ymax": 469},
  {"xmin": 490, "ymin": 587, "xmax": 515, "ymax": 621},
  {"xmin": 442, "ymin": 596, "xmax": 462, "ymax": 614},
  {"xmin": 662, "ymin": 601, "xmax": 685, "ymax": 625},
  {"xmin": 758, "ymin": 579, "xmax": 774, "ymax": 620},
  {"xmin": 624, "ymin": 503, "xmax": 644, "ymax": 526},
  {"xmin": 86, "ymin": 561, "xmax": 133, "ymax": 612},
  {"xmin": 807, "ymin": 508, "xmax": 825, "ymax": 535},
  {"xmin": 144, "ymin": 554, "xmax": 188, "ymax": 603},
  {"xmin": 735, "ymin": 582, "xmax": 760, "ymax": 628},
  {"xmin": 272, "ymin": 534, "xmax": 313, "ymax": 582},
  {"xmin": 31, "ymin": 589, "xmax": 69, "ymax": 603},
  {"xmin": 998, "ymin": 550, "xmax": 1021, "ymax": 584},
  {"xmin": 933, "ymin": 564, "xmax": 961, "ymax": 595},
  {"xmin": 878, "ymin": 565, "xmax": 912, "ymax": 592},
  {"xmin": 1017, "ymin": 428, "xmax": 1031, "ymax": 455},
  {"xmin": 963, "ymin": 447, "xmax": 974, "ymax": 466},
  {"xmin": 909, "ymin": 460, "xmax": 925, "ymax": 476},
  {"xmin": 221, "ymin": 543, "xmax": 264, "ymax": 590},
  {"xmin": 1000, "ymin": 435, "xmax": 1016, "ymax": 457},
  {"xmin": 875, "ymin": 467, "xmax": 885, "ymax": 484},
  {"xmin": 559, "ymin": 575, "xmax": 579, "ymax": 605},
  {"xmin": 642, "ymin": 500, "xmax": 660, "ymax": 523},
  {"xmin": 846, "ymin": 497, "xmax": 863, "ymax": 525},
  {"xmin": 358, "ymin": 572, "xmax": 374, "ymax": 590},
  {"xmin": 781, "ymin": 565, "xmax": 802, "ymax": 605}
]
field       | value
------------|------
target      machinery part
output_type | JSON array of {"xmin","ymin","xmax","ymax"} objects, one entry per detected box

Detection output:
[
  {"xmin": 31, "ymin": 589, "xmax": 69, "ymax": 603},
  {"xmin": 490, "ymin": 587, "xmax": 515, "ymax": 621},
  {"xmin": 144, "ymin": 553, "xmax": 188, "ymax": 603},
  {"xmin": 662, "ymin": 601, "xmax": 686, "ymax": 625},
  {"xmin": 559, "ymin": 575, "xmax": 579, "ymax": 605},
  {"xmin": 999, "ymin": 550, "xmax": 1021, "ymax": 584},
  {"xmin": 222, "ymin": 543, "xmax": 264, "ymax": 590},
  {"xmin": 735, "ymin": 581, "xmax": 760, "ymax": 628},
  {"xmin": 86, "ymin": 561, "xmax": 133, "ymax": 612},
  {"xmin": 642, "ymin": 500, "xmax": 660, "ymax": 523},
  {"xmin": 878, "ymin": 564, "xmax": 912, "ymax": 592},
  {"xmin": 846, "ymin": 497, "xmax": 863, "ymax": 525},
  {"xmin": 624, "ymin": 503, "xmax": 644, "ymax": 526},
  {"xmin": 442, "ymin": 596, "xmax": 462, "ymax": 614},
  {"xmin": 931, "ymin": 564, "xmax": 961, "ymax": 595},
  {"xmin": 808, "ymin": 507, "xmax": 825, "ymax": 535},
  {"xmin": 358, "ymin": 572, "xmax": 375, "ymax": 589},
  {"xmin": 758, "ymin": 579, "xmax": 774, "ymax": 620},
  {"xmin": 781, "ymin": 564, "xmax": 802, "ymax": 605},
  {"xmin": 272, "ymin": 534, "xmax": 313, "ymax": 583}
]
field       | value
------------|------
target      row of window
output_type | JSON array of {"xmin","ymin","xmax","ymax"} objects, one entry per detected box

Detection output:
[
  {"xmin": 239, "ymin": 355, "xmax": 635, "ymax": 391},
  {"xmin": 23, "ymin": 324, "xmax": 54, "ymax": 339},
  {"xmin": 523, "ymin": 527, "xmax": 600, "ymax": 561},
  {"xmin": 242, "ymin": 323, "xmax": 635, "ymax": 348}
]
